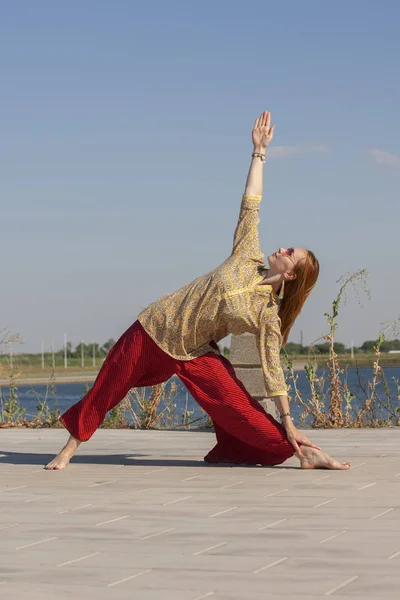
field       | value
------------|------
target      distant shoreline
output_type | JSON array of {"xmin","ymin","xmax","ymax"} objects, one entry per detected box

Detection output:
[
  {"xmin": 2, "ymin": 359, "xmax": 399, "ymax": 387},
  {"xmin": 0, "ymin": 373, "xmax": 98, "ymax": 386}
]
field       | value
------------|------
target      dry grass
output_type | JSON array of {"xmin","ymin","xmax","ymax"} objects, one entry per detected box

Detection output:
[
  {"xmin": 284, "ymin": 271, "xmax": 400, "ymax": 428},
  {"xmin": 1, "ymin": 272, "xmax": 399, "ymax": 430}
]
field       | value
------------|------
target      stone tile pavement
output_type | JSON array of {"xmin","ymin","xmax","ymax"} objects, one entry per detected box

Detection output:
[{"xmin": 0, "ymin": 428, "xmax": 399, "ymax": 599}]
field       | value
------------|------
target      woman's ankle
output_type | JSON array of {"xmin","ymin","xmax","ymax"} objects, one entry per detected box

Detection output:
[{"xmin": 65, "ymin": 435, "xmax": 82, "ymax": 451}]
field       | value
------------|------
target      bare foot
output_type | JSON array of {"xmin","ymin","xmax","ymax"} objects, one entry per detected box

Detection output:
[
  {"xmin": 45, "ymin": 435, "xmax": 82, "ymax": 470},
  {"xmin": 299, "ymin": 446, "xmax": 351, "ymax": 470}
]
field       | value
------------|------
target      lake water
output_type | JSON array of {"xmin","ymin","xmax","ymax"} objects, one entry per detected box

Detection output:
[{"xmin": 1, "ymin": 367, "xmax": 399, "ymax": 428}]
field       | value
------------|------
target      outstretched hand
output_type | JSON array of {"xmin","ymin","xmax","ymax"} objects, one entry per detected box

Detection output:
[
  {"xmin": 252, "ymin": 110, "xmax": 275, "ymax": 150},
  {"xmin": 284, "ymin": 423, "xmax": 321, "ymax": 456}
]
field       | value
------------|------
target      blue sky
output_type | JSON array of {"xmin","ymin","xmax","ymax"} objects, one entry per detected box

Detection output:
[{"xmin": 2, "ymin": 1, "xmax": 400, "ymax": 354}]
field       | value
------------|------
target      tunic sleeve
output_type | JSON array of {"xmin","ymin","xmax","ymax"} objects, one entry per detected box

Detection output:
[
  {"xmin": 256, "ymin": 309, "xmax": 288, "ymax": 398},
  {"xmin": 231, "ymin": 195, "xmax": 264, "ymax": 263}
]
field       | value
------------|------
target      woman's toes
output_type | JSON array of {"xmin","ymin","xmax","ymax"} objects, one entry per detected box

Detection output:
[
  {"xmin": 44, "ymin": 455, "xmax": 70, "ymax": 470},
  {"xmin": 300, "ymin": 447, "xmax": 351, "ymax": 470},
  {"xmin": 329, "ymin": 458, "xmax": 350, "ymax": 470}
]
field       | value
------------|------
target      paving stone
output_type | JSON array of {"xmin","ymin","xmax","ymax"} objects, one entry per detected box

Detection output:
[{"xmin": 1, "ymin": 428, "xmax": 400, "ymax": 598}]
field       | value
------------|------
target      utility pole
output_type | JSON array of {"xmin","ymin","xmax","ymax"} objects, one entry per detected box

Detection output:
[
  {"xmin": 92, "ymin": 341, "xmax": 96, "ymax": 367},
  {"xmin": 64, "ymin": 333, "xmax": 68, "ymax": 369},
  {"xmin": 51, "ymin": 341, "xmax": 55, "ymax": 369},
  {"xmin": 41, "ymin": 340, "xmax": 45, "ymax": 369},
  {"xmin": 81, "ymin": 340, "xmax": 84, "ymax": 368}
]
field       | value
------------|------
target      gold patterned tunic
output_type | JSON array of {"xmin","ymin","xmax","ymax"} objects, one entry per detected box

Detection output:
[{"xmin": 138, "ymin": 194, "xmax": 287, "ymax": 397}]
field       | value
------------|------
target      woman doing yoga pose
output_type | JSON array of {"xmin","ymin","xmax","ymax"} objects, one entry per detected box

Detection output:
[{"xmin": 46, "ymin": 111, "xmax": 350, "ymax": 471}]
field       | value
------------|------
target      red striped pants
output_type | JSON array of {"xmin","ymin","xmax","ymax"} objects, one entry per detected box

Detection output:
[{"xmin": 60, "ymin": 321, "xmax": 295, "ymax": 466}]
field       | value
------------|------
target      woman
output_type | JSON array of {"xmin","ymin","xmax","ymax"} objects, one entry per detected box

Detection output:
[{"xmin": 46, "ymin": 111, "xmax": 350, "ymax": 471}]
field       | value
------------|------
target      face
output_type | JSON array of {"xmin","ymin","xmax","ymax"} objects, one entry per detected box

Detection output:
[{"xmin": 267, "ymin": 247, "xmax": 308, "ymax": 280}]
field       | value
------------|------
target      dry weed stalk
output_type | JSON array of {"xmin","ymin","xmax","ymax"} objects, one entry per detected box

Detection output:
[
  {"xmin": 29, "ymin": 367, "xmax": 61, "ymax": 428},
  {"xmin": 0, "ymin": 329, "xmax": 24, "ymax": 425},
  {"xmin": 283, "ymin": 353, "xmax": 315, "ymax": 425},
  {"xmin": 354, "ymin": 318, "xmax": 400, "ymax": 426},
  {"xmin": 323, "ymin": 269, "xmax": 369, "ymax": 427},
  {"xmin": 304, "ymin": 361, "xmax": 330, "ymax": 428},
  {"xmin": 125, "ymin": 380, "xmax": 180, "ymax": 429}
]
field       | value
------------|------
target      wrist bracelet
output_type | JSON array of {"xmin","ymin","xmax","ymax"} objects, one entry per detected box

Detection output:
[
  {"xmin": 252, "ymin": 152, "xmax": 266, "ymax": 162},
  {"xmin": 280, "ymin": 412, "xmax": 291, "ymax": 419}
]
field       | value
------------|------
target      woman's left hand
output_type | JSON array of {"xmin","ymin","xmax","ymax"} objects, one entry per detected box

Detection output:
[{"xmin": 283, "ymin": 421, "xmax": 321, "ymax": 455}]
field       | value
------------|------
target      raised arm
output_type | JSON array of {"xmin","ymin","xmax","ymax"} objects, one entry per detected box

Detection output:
[
  {"xmin": 232, "ymin": 111, "xmax": 275, "ymax": 261},
  {"xmin": 244, "ymin": 110, "xmax": 275, "ymax": 196}
]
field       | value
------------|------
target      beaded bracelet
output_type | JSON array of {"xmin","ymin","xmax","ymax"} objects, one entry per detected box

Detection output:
[
  {"xmin": 252, "ymin": 152, "xmax": 266, "ymax": 162},
  {"xmin": 280, "ymin": 412, "xmax": 292, "ymax": 419}
]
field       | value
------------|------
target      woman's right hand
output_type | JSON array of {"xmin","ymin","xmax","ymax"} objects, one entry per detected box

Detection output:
[
  {"xmin": 284, "ymin": 421, "xmax": 321, "ymax": 456},
  {"xmin": 252, "ymin": 110, "xmax": 275, "ymax": 151}
]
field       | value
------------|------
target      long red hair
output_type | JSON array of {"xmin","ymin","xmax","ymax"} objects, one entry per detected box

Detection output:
[{"xmin": 279, "ymin": 250, "xmax": 320, "ymax": 346}]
